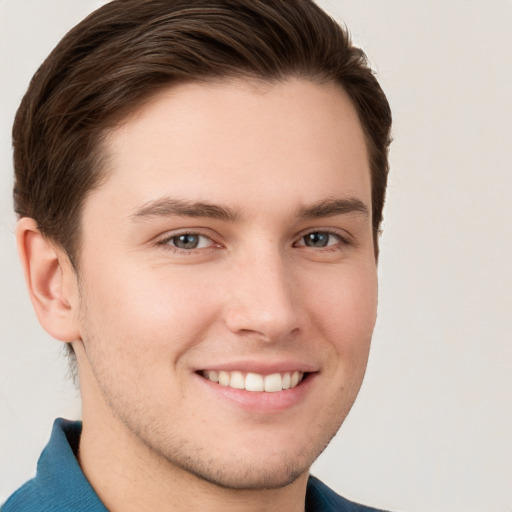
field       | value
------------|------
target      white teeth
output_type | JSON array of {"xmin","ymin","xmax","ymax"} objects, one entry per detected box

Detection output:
[
  {"xmin": 245, "ymin": 372, "xmax": 264, "ymax": 392},
  {"xmin": 218, "ymin": 371, "xmax": 230, "ymax": 386},
  {"xmin": 264, "ymin": 373, "xmax": 283, "ymax": 392},
  {"xmin": 290, "ymin": 371, "xmax": 300, "ymax": 388},
  {"xmin": 203, "ymin": 370, "xmax": 304, "ymax": 392},
  {"xmin": 229, "ymin": 371, "xmax": 245, "ymax": 389}
]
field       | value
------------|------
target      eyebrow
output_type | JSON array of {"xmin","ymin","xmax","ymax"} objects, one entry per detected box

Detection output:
[
  {"xmin": 130, "ymin": 198, "xmax": 242, "ymax": 222},
  {"xmin": 295, "ymin": 197, "xmax": 369, "ymax": 219},
  {"xmin": 129, "ymin": 196, "xmax": 368, "ymax": 223}
]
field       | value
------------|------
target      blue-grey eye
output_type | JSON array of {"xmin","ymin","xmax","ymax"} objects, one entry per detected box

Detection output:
[
  {"xmin": 303, "ymin": 232, "xmax": 333, "ymax": 247},
  {"xmin": 172, "ymin": 234, "xmax": 201, "ymax": 249}
]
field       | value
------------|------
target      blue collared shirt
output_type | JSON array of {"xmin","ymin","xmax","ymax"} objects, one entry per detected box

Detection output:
[{"xmin": 2, "ymin": 418, "xmax": 388, "ymax": 511}]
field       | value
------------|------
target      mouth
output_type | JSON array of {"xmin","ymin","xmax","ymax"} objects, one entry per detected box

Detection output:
[{"xmin": 200, "ymin": 370, "xmax": 306, "ymax": 392}]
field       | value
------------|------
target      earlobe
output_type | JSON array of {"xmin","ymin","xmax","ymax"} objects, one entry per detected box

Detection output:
[{"xmin": 16, "ymin": 217, "xmax": 80, "ymax": 343}]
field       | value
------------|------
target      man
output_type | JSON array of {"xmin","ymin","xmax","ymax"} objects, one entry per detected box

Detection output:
[{"xmin": 2, "ymin": 0, "xmax": 392, "ymax": 510}]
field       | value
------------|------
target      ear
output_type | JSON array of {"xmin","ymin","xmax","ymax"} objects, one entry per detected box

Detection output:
[{"xmin": 16, "ymin": 217, "xmax": 80, "ymax": 343}]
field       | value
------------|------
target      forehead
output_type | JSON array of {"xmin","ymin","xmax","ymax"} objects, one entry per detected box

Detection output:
[{"xmin": 88, "ymin": 78, "xmax": 371, "ymax": 219}]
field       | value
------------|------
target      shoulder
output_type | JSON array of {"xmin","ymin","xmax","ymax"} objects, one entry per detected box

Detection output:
[
  {"xmin": 306, "ymin": 475, "xmax": 392, "ymax": 512},
  {"xmin": 1, "ymin": 479, "xmax": 40, "ymax": 512},
  {"xmin": 1, "ymin": 419, "xmax": 107, "ymax": 512}
]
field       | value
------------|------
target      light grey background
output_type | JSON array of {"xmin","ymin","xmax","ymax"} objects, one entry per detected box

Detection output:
[{"xmin": 1, "ymin": 1, "xmax": 511, "ymax": 510}]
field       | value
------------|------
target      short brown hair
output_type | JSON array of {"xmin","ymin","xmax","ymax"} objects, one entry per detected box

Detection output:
[{"xmin": 13, "ymin": 0, "xmax": 391, "ymax": 265}]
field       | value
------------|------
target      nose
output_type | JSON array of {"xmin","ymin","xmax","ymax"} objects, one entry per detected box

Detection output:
[{"xmin": 223, "ymin": 249, "xmax": 301, "ymax": 343}]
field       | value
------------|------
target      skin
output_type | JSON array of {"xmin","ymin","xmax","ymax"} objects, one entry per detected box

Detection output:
[{"xmin": 18, "ymin": 78, "xmax": 378, "ymax": 512}]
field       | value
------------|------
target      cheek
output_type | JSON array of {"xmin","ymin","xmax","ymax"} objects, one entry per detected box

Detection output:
[
  {"xmin": 306, "ymin": 262, "xmax": 378, "ymax": 355},
  {"xmin": 77, "ymin": 262, "xmax": 221, "ymax": 357}
]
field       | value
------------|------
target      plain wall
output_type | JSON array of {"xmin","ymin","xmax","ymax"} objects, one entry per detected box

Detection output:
[{"xmin": 1, "ymin": 1, "xmax": 511, "ymax": 510}]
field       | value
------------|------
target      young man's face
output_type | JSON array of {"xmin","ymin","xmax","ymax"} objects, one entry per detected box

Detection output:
[{"xmin": 72, "ymin": 78, "xmax": 377, "ymax": 489}]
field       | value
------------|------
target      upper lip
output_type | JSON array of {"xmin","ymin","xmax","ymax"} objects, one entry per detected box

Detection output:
[{"xmin": 194, "ymin": 359, "xmax": 319, "ymax": 375}]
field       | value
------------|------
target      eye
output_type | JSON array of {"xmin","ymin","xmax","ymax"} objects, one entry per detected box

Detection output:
[
  {"xmin": 296, "ymin": 231, "xmax": 345, "ymax": 248},
  {"xmin": 163, "ymin": 233, "xmax": 214, "ymax": 250}
]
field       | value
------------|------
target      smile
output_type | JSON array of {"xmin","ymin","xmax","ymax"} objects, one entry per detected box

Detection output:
[{"xmin": 201, "ymin": 370, "xmax": 305, "ymax": 392}]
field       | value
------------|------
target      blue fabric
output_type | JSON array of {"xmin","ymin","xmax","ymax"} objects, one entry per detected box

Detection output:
[
  {"xmin": 2, "ymin": 418, "xmax": 389, "ymax": 511},
  {"xmin": 305, "ymin": 476, "xmax": 390, "ymax": 511},
  {"xmin": 1, "ymin": 419, "xmax": 107, "ymax": 512}
]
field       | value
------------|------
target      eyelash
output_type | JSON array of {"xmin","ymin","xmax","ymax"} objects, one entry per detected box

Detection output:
[
  {"xmin": 156, "ymin": 229, "xmax": 351, "ymax": 255},
  {"xmin": 293, "ymin": 230, "xmax": 350, "ymax": 250},
  {"xmin": 157, "ymin": 232, "xmax": 218, "ymax": 254}
]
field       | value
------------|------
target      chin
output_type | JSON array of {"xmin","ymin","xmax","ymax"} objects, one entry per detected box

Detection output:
[
  {"xmin": 174, "ymin": 455, "xmax": 310, "ymax": 490},
  {"xmin": 156, "ymin": 427, "xmax": 338, "ymax": 491}
]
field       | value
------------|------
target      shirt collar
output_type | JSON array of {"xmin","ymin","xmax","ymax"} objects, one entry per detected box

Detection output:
[{"xmin": 33, "ymin": 418, "xmax": 108, "ymax": 511}]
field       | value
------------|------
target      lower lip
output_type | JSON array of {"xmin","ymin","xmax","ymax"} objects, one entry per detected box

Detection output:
[{"xmin": 196, "ymin": 373, "xmax": 315, "ymax": 413}]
